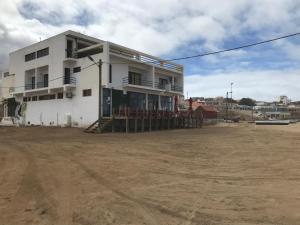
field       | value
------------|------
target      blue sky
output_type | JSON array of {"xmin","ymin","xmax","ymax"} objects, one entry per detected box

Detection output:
[{"xmin": 1, "ymin": 0, "xmax": 300, "ymax": 101}]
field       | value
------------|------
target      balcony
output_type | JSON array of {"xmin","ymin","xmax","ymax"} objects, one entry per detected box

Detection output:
[
  {"xmin": 37, "ymin": 81, "xmax": 48, "ymax": 89},
  {"xmin": 110, "ymin": 44, "xmax": 183, "ymax": 74},
  {"xmin": 63, "ymin": 75, "xmax": 76, "ymax": 85},
  {"xmin": 155, "ymin": 83, "xmax": 183, "ymax": 93},
  {"xmin": 122, "ymin": 77, "xmax": 153, "ymax": 88},
  {"xmin": 25, "ymin": 83, "xmax": 35, "ymax": 91}
]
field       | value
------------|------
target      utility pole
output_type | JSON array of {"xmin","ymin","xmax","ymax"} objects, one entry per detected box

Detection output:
[
  {"xmin": 229, "ymin": 82, "xmax": 233, "ymax": 119},
  {"xmin": 226, "ymin": 91, "xmax": 229, "ymax": 122},
  {"xmin": 88, "ymin": 56, "xmax": 102, "ymax": 132},
  {"xmin": 97, "ymin": 59, "xmax": 102, "ymax": 132}
]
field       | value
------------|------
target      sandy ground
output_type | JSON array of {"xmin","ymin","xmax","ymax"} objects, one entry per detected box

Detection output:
[{"xmin": 0, "ymin": 123, "xmax": 300, "ymax": 225}]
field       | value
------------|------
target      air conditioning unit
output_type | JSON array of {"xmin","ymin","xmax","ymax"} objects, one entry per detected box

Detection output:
[{"xmin": 66, "ymin": 92, "xmax": 73, "ymax": 98}]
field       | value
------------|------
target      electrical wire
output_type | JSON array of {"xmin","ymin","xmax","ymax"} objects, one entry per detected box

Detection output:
[{"xmin": 1, "ymin": 32, "xmax": 299, "ymax": 89}]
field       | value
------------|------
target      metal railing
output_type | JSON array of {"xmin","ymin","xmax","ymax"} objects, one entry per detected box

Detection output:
[
  {"xmin": 155, "ymin": 83, "xmax": 183, "ymax": 92},
  {"xmin": 122, "ymin": 77, "xmax": 153, "ymax": 87},
  {"xmin": 171, "ymin": 85, "xmax": 183, "ymax": 92},
  {"xmin": 36, "ymin": 81, "xmax": 48, "ymax": 89},
  {"xmin": 25, "ymin": 84, "xmax": 35, "ymax": 90},
  {"xmin": 110, "ymin": 47, "xmax": 183, "ymax": 73},
  {"xmin": 64, "ymin": 75, "xmax": 76, "ymax": 85}
]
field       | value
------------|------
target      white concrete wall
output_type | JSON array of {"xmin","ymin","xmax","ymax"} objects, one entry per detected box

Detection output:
[
  {"xmin": 0, "ymin": 75, "xmax": 15, "ymax": 99},
  {"xmin": 10, "ymin": 33, "xmax": 66, "ymax": 93},
  {"xmin": 22, "ymin": 53, "xmax": 105, "ymax": 127}
]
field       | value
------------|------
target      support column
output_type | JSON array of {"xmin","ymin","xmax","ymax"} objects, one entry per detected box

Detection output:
[
  {"xmin": 145, "ymin": 93, "xmax": 149, "ymax": 110},
  {"xmin": 152, "ymin": 66, "xmax": 155, "ymax": 88},
  {"xmin": 158, "ymin": 95, "xmax": 161, "ymax": 110}
]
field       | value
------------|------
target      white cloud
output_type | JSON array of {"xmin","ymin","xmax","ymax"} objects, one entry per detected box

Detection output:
[
  {"xmin": 0, "ymin": 0, "xmax": 300, "ymax": 100},
  {"xmin": 185, "ymin": 69, "xmax": 300, "ymax": 101}
]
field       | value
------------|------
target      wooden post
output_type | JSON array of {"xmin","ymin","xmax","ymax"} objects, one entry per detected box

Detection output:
[{"xmin": 126, "ymin": 107, "xmax": 129, "ymax": 133}]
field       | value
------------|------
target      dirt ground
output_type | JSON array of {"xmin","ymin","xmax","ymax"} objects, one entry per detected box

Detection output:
[{"xmin": 0, "ymin": 123, "xmax": 300, "ymax": 225}]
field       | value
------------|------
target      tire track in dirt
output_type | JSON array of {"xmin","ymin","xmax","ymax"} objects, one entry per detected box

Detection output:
[
  {"xmin": 70, "ymin": 158, "xmax": 217, "ymax": 225},
  {"xmin": 1, "ymin": 142, "xmax": 58, "ymax": 225}
]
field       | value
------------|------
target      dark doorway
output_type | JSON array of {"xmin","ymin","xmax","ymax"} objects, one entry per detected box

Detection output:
[
  {"xmin": 67, "ymin": 40, "xmax": 73, "ymax": 57},
  {"xmin": 31, "ymin": 76, "xmax": 35, "ymax": 89},
  {"xmin": 148, "ymin": 94, "xmax": 159, "ymax": 111},
  {"xmin": 103, "ymin": 88, "xmax": 111, "ymax": 117},
  {"xmin": 43, "ymin": 74, "xmax": 48, "ymax": 87},
  {"xmin": 64, "ymin": 68, "xmax": 70, "ymax": 84}
]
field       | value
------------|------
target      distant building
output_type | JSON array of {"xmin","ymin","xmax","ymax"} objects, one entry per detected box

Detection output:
[
  {"xmin": 254, "ymin": 105, "xmax": 290, "ymax": 119},
  {"xmin": 278, "ymin": 95, "xmax": 290, "ymax": 105}
]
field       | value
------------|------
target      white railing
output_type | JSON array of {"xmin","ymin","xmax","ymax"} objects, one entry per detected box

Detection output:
[{"xmin": 110, "ymin": 46, "xmax": 183, "ymax": 73}]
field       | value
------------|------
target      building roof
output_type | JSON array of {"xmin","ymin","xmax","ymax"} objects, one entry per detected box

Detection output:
[{"xmin": 192, "ymin": 102, "xmax": 218, "ymax": 112}]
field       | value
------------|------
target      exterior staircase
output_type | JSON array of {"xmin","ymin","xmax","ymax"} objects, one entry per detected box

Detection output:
[{"xmin": 84, "ymin": 117, "xmax": 113, "ymax": 133}]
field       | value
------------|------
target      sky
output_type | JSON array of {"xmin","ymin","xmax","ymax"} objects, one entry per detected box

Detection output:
[{"xmin": 0, "ymin": 0, "xmax": 300, "ymax": 101}]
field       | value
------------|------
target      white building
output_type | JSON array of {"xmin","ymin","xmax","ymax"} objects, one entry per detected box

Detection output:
[
  {"xmin": 9, "ymin": 30, "xmax": 183, "ymax": 127},
  {"xmin": 278, "ymin": 95, "xmax": 290, "ymax": 105}
]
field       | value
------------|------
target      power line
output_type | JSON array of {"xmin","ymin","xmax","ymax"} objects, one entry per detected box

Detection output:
[
  {"xmin": 1, "ymin": 32, "xmax": 300, "ymax": 89},
  {"xmin": 164, "ymin": 32, "xmax": 300, "ymax": 62}
]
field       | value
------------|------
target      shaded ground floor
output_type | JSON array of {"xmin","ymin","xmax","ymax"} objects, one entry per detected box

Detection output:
[
  {"xmin": 1, "ymin": 123, "xmax": 300, "ymax": 225},
  {"xmin": 11, "ymin": 88, "xmax": 178, "ymax": 127}
]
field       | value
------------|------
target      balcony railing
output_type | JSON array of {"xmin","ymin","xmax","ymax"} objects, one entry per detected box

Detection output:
[
  {"xmin": 122, "ymin": 77, "xmax": 183, "ymax": 93},
  {"xmin": 122, "ymin": 77, "xmax": 153, "ymax": 87},
  {"xmin": 110, "ymin": 46, "xmax": 183, "ymax": 73},
  {"xmin": 155, "ymin": 83, "xmax": 183, "ymax": 92},
  {"xmin": 64, "ymin": 75, "xmax": 76, "ymax": 85},
  {"xmin": 171, "ymin": 85, "xmax": 183, "ymax": 92},
  {"xmin": 25, "ymin": 84, "xmax": 35, "ymax": 90},
  {"xmin": 37, "ymin": 81, "xmax": 48, "ymax": 89}
]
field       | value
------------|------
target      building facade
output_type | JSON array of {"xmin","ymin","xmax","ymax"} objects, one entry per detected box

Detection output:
[{"xmin": 9, "ymin": 30, "xmax": 184, "ymax": 127}]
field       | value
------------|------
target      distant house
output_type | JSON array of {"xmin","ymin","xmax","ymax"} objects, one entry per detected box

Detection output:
[{"xmin": 195, "ymin": 104, "xmax": 218, "ymax": 119}]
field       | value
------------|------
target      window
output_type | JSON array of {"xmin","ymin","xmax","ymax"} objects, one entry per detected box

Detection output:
[
  {"xmin": 83, "ymin": 89, "xmax": 92, "ymax": 97},
  {"xmin": 57, "ymin": 92, "xmax": 64, "ymax": 99},
  {"xmin": 25, "ymin": 52, "xmax": 36, "ymax": 62},
  {"xmin": 49, "ymin": 94, "xmax": 56, "ymax": 100},
  {"xmin": 3, "ymin": 72, "xmax": 9, "ymax": 77},
  {"xmin": 73, "ymin": 67, "xmax": 81, "ymax": 73},
  {"xmin": 128, "ymin": 72, "xmax": 141, "ymax": 85},
  {"xmin": 128, "ymin": 92, "xmax": 146, "ymax": 110},
  {"xmin": 159, "ymin": 78, "xmax": 168, "ymax": 89},
  {"xmin": 23, "ymin": 97, "xmax": 28, "ymax": 102},
  {"xmin": 32, "ymin": 96, "xmax": 37, "ymax": 101},
  {"xmin": 27, "ymin": 97, "xmax": 31, "ymax": 102},
  {"xmin": 109, "ymin": 64, "xmax": 112, "ymax": 83},
  {"xmin": 39, "ymin": 94, "xmax": 55, "ymax": 101},
  {"xmin": 37, "ymin": 48, "xmax": 49, "ymax": 58}
]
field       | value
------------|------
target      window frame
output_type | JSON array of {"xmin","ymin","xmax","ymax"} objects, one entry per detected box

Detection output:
[{"xmin": 82, "ymin": 89, "xmax": 92, "ymax": 97}]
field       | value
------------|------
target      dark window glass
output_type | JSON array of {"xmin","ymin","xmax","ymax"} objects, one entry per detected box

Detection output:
[
  {"xmin": 39, "ymin": 95, "xmax": 55, "ymax": 100},
  {"xmin": 49, "ymin": 94, "xmax": 56, "ymax": 100},
  {"xmin": 159, "ymin": 78, "xmax": 168, "ymax": 89},
  {"xmin": 128, "ymin": 92, "xmax": 145, "ymax": 110},
  {"xmin": 32, "ymin": 96, "xmax": 37, "ymax": 101},
  {"xmin": 83, "ymin": 89, "xmax": 92, "ymax": 97},
  {"xmin": 64, "ymin": 68, "xmax": 71, "ymax": 84},
  {"xmin": 25, "ymin": 52, "xmax": 36, "ymax": 62},
  {"xmin": 37, "ymin": 48, "xmax": 49, "ymax": 58},
  {"xmin": 109, "ymin": 64, "xmax": 112, "ymax": 83},
  {"xmin": 57, "ymin": 92, "xmax": 64, "ymax": 99},
  {"xmin": 27, "ymin": 97, "xmax": 31, "ymax": 102},
  {"xmin": 128, "ymin": 72, "xmax": 141, "ymax": 85},
  {"xmin": 3, "ymin": 72, "xmax": 9, "ymax": 77},
  {"xmin": 73, "ymin": 67, "xmax": 81, "ymax": 73},
  {"xmin": 66, "ymin": 40, "xmax": 73, "ymax": 57},
  {"xmin": 23, "ymin": 97, "xmax": 28, "ymax": 102},
  {"xmin": 160, "ymin": 96, "xmax": 172, "ymax": 111}
]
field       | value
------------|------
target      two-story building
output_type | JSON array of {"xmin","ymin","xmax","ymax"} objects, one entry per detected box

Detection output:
[{"xmin": 10, "ymin": 30, "xmax": 184, "ymax": 127}]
